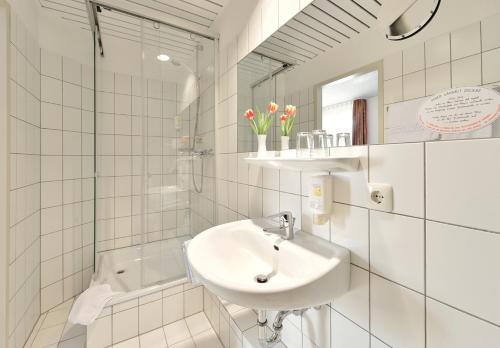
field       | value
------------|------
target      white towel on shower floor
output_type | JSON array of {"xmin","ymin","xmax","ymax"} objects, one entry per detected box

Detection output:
[
  {"xmin": 68, "ymin": 284, "xmax": 119, "ymax": 325},
  {"xmin": 182, "ymin": 239, "xmax": 200, "ymax": 285}
]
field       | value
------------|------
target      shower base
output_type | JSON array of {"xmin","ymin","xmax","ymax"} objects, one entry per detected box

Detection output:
[{"xmin": 87, "ymin": 237, "xmax": 204, "ymax": 347}]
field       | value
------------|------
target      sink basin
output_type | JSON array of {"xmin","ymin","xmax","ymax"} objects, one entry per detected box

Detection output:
[{"xmin": 187, "ymin": 219, "xmax": 350, "ymax": 310}]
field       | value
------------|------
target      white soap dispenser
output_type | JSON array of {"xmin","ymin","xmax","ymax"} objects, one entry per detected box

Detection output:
[{"xmin": 309, "ymin": 175, "xmax": 333, "ymax": 225}]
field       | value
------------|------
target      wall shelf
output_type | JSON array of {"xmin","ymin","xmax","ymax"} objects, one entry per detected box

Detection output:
[{"xmin": 243, "ymin": 150, "xmax": 360, "ymax": 172}]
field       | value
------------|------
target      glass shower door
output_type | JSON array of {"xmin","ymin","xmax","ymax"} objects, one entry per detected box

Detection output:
[{"xmin": 93, "ymin": 6, "xmax": 215, "ymax": 291}]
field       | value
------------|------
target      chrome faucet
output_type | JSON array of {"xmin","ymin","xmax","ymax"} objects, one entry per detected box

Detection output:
[{"xmin": 263, "ymin": 211, "xmax": 295, "ymax": 240}]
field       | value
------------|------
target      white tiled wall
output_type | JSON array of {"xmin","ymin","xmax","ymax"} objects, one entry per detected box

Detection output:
[
  {"xmin": 384, "ymin": 14, "xmax": 500, "ymax": 143},
  {"xmin": 7, "ymin": 10, "xmax": 41, "ymax": 348},
  {"xmin": 39, "ymin": 49, "xmax": 94, "ymax": 313},
  {"xmin": 213, "ymin": 5, "xmax": 500, "ymax": 348},
  {"xmin": 93, "ymin": 65, "xmax": 216, "ymax": 250},
  {"xmin": 94, "ymin": 72, "xmax": 191, "ymax": 251},
  {"xmin": 87, "ymin": 281, "xmax": 204, "ymax": 347}
]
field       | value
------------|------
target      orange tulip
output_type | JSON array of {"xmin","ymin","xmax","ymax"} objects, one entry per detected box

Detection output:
[
  {"xmin": 284, "ymin": 105, "xmax": 296, "ymax": 117},
  {"xmin": 280, "ymin": 114, "xmax": 288, "ymax": 122},
  {"xmin": 244, "ymin": 108, "xmax": 254, "ymax": 120},
  {"xmin": 267, "ymin": 102, "xmax": 278, "ymax": 113}
]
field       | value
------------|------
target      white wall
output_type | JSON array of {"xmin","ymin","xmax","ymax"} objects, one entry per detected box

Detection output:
[
  {"xmin": 0, "ymin": 4, "xmax": 9, "ymax": 347},
  {"xmin": 7, "ymin": 6, "xmax": 42, "ymax": 348}
]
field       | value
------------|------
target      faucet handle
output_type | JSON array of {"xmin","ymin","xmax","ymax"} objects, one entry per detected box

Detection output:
[{"xmin": 266, "ymin": 211, "xmax": 293, "ymax": 227}]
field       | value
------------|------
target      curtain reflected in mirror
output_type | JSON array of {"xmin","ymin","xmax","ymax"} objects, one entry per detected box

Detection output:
[{"xmin": 320, "ymin": 69, "xmax": 380, "ymax": 146}]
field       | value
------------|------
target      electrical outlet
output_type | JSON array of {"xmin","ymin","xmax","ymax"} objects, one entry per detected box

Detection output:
[{"xmin": 368, "ymin": 183, "xmax": 393, "ymax": 212}]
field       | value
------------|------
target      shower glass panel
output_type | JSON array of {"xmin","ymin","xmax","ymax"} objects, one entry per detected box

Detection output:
[{"xmin": 94, "ymin": 7, "xmax": 215, "ymax": 291}]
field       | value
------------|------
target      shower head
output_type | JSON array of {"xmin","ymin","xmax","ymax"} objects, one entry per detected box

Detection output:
[{"xmin": 171, "ymin": 59, "xmax": 182, "ymax": 67}]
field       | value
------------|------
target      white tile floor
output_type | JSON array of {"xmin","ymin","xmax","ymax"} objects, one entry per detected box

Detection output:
[
  {"xmin": 26, "ymin": 301, "xmax": 222, "ymax": 348},
  {"xmin": 26, "ymin": 299, "xmax": 86, "ymax": 348}
]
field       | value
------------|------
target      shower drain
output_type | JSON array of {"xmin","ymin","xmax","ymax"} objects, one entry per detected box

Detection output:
[{"xmin": 116, "ymin": 269, "xmax": 125, "ymax": 274}]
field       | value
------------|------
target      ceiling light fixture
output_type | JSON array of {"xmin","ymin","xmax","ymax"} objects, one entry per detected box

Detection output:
[{"xmin": 157, "ymin": 54, "xmax": 170, "ymax": 62}]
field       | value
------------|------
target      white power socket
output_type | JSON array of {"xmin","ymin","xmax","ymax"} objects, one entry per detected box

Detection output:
[{"xmin": 368, "ymin": 183, "xmax": 393, "ymax": 212}]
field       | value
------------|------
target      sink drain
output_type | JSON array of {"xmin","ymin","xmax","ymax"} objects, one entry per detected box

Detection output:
[
  {"xmin": 255, "ymin": 274, "xmax": 268, "ymax": 283},
  {"xmin": 116, "ymin": 269, "xmax": 125, "ymax": 274}
]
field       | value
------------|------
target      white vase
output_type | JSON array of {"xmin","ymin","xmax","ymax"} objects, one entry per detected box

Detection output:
[
  {"xmin": 281, "ymin": 136, "xmax": 290, "ymax": 151},
  {"xmin": 257, "ymin": 134, "xmax": 267, "ymax": 158}
]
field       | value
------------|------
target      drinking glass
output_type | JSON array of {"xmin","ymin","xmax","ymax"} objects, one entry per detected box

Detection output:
[
  {"xmin": 312, "ymin": 129, "xmax": 328, "ymax": 157},
  {"xmin": 326, "ymin": 134, "xmax": 334, "ymax": 148},
  {"xmin": 336, "ymin": 132, "xmax": 351, "ymax": 147},
  {"xmin": 296, "ymin": 132, "xmax": 313, "ymax": 157}
]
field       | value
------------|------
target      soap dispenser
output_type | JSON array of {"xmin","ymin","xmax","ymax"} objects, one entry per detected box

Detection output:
[{"xmin": 309, "ymin": 175, "xmax": 333, "ymax": 225}]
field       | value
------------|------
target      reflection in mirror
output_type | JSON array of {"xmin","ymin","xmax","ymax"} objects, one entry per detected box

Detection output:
[
  {"xmin": 320, "ymin": 67, "xmax": 382, "ymax": 146},
  {"xmin": 237, "ymin": 53, "xmax": 290, "ymax": 152}
]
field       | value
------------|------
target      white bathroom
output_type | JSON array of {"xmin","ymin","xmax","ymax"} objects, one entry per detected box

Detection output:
[{"xmin": 1, "ymin": 0, "xmax": 500, "ymax": 347}]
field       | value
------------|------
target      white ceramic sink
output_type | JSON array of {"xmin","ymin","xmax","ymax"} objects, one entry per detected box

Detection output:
[{"xmin": 187, "ymin": 219, "xmax": 350, "ymax": 310}]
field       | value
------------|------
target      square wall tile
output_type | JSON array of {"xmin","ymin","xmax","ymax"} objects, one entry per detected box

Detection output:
[
  {"xmin": 426, "ymin": 63, "xmax": 451, "ymax": 96},
  {"xmin": 426, "ymin": 221, "xmax": 500, "ymax": 326},
  {"xmin": 41, "ymin": 49, "xmax": 62, "ymax": 79},
  {"xmin": 481, "ymin": 12, "xmax": 500, "ymax": 51},
  {"xmin": 369, "ymin": 142, "xmax": 424, "ymax": 218},
  {"xmin": 371, "ymin": 337, "xmax": 390, "ymax": 348},
  {"xmin": 62, "ymin": 57, "xmax": 81, "ymax": 85},
  {"xmin": 302, "ymin": 305, "xmax": 330, "ymax": 348},
  {"xmin": 330, "ymin": 203, "xmax": 369, "ymax": 269},
  {"xmin": 370, "ymin": 275, "xmax": 425, "ymax": 348},
  {"xmin": 384, "ymin": 52, "xmax": 403, "ymax": 80},
  {"xmin": 403, "ymin": 71, "xmax": 425, "ymax": 100},
  {"xmin": 403, "ymin": 43, "xmax": 425, "ymax": 74},
  {"xmin": 426, "ymin": 298, "xmax": 500, "ymax": 348},
  {"xmin": 261, "ymin": 0, "xmax": 279, "ymax": 40},
  {"xmin": 163, "ymin": 293, "xmax": 184, "ymax": 325},
  {"xmin": 451, "ymin": 22, "xmax": 481, "ymax": 60},
  {"xmin": 113, "ymin": 307, "xmax": 138, "ymax": 343},
  {"xmin": 331, "ymin": 266, "xmax": 369, "ymax": 330},
  {"xmin": 87, "ymin": 316, "xmax": 112, "ymax": 348},
  {"xmin": 279, "ymin": 169, "xmax": 300, "ymax": 195},
  {"xmin": 262, "ymin": 189, "xmax": 279, "ymax": 216},
  {"xmin": 331, "ymin": 146, "xmax": 369, "ymax": 207},
  {"xmin": 139, "ymin": 299, "xmax": 162, "ymax": 334},
  {"xmin": 248, "ymin": 6, "xmax": 262, "ymax": 51},
  {"xmin": 41, "ymin": 281, "xmax": 63, "ymax": 313},
  {"xmin": 426, "ymin": 138, "xmax": 500, "ymax": 232},
  {"xmin": 41, "ymin": 76, "xmax": 62, "ymax": 104},
  {"xmin": 184, "ymin": 286, "xmax": 203, "ymax": 317},
  {"xmin": 384, "ymin": 77, "xmax": 403, "ymax": 104},
  {"xmin": 482, "ymin": 48, "xmax": 500, "ymax": 84},
  {"xmin": 248, "ymin": 186, "xmax": 263, "ymax": 218},
  {"xmin": 279, "ymin": 0, "xmax": 300, "ymax": 26},
  {"xmin": 451, "ymin": 55, "xmax": 482, "ymax": 88},
  {"xmin": 425, "ymin": 33, "xmax": 450, "ymax": 67},
  {"xmin": 331, "ymin": 309, "xmax": 369, "ymax": 348},
  {"xmin": 370, "ymin": 211, "xmax": 424, "ymax": 292}
]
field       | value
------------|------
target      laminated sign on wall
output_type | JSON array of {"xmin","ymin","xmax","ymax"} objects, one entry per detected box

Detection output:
[{"xmin": 418, "ymin": 87, "xmax": 500, "ymax": 133}]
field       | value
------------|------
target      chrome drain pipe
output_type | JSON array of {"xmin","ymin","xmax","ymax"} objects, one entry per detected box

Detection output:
[{"xmin": 257, "ymin": 309, "xmax": 308, "ymax": 347}]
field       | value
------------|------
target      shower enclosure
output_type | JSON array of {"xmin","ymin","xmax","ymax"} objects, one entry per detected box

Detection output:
[{"xmin": 90, "ymin": 3, "xmax": 216, "ymax": 293}]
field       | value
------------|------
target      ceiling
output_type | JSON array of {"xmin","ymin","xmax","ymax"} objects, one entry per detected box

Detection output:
[
  {"xmin": 38, "ymin": 0, "xmax": 227, "ymax": 36},
  {"xmin": 322, "ymin": 69, "xmax": 378, "ymax": 106},
  {"xmin": 254, "ymin": 0, "xmax": 382, "ymax": 67},
  {"xmin": 238, "ymin": 52, "xmax": 286, "ymax": 78}
]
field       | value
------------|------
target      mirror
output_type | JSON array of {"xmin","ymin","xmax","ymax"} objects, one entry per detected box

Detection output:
[
  {"xmin": 236, "ymin": 0, "xmax": 500, "ymax": 153},
  {"xmin": 319, "ymin": 63, "xmax": 383, "ymax": 146}
]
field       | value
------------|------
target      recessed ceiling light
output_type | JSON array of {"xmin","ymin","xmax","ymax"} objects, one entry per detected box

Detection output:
[{"xmin": 157, "ymin": 54, "xmax": 170, "ymax": 62}]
